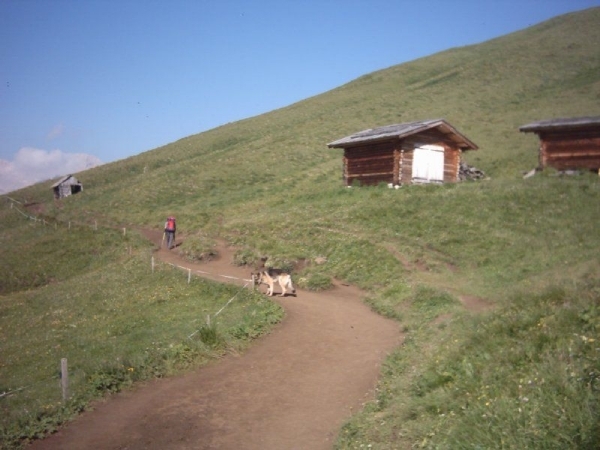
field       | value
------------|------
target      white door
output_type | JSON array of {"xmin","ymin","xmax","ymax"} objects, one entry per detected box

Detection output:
[{"xmin": 412, "ymin": 144, "xmax": 444, "ymax": 183}]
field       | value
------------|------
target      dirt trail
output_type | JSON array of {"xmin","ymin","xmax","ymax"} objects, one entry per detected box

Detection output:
[{"xmin": 28, "ymin": 230, "xmax": 402, "ymax": 450}]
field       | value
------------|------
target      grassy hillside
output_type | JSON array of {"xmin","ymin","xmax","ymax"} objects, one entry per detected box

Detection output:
[
  {"xmin": 15, "ymin": 10, "xmax": 600, "ymax": 225},
  {"xmin": 2, "ymin": 7, "xmax": 600, "ymax": 449}
]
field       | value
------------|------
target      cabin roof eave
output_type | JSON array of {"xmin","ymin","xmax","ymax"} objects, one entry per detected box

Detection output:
[
  {"xmin": 51, "ymin": 174, "xmax": 81, "ymax": 188},
  {"xmin": 327, "ymin": 118, "xmax": 478, "ymax": 151},
  {"xmin": 519, "ymin": 115, "xmax": 600, "ymax": 134}
]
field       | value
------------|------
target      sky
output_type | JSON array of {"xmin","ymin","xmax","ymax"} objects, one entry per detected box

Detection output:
[{"xmin": 1, "ymin": 0, "xmax": 599, "ymax": 194}]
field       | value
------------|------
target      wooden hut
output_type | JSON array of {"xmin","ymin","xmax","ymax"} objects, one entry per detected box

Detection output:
[
  {"xmin": 519, "ymin": 116, "xmax": 600, "ymax": 172},
  {"xmin": 52, "ymin": 175, "xmax": 83, "ymax": 199},
  {"xmin": 327, "ymin": 119, "xmax": 478, "ymax": 186}
]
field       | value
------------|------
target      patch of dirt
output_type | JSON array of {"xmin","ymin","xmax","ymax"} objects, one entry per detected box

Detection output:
[
  {"xmin": 28, "ymin": 229, "xmax": 403, "ymax": 450},
  {"xmin": 459, "ymin": 294, "xmax": 492, "ymax": 313},
  {"xmin": 23, "ymin": 202, "xmax": 46, "ymax": 215}
]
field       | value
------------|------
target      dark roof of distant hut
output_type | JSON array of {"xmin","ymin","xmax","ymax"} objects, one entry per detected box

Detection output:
[
  {"xmin": 51, "ymin": 174, "xmax": 80, "ymax": 188},
  {"xmin": 519, "ymin": 116, "xmax": 600, "ymax": 133},
  {"xmin": 327, "ymin": 119, "xmax": 478, "ymax": 150},
  {"xmin": 52, "ymin": 174, "xmax": 83, "ymax": 199}
]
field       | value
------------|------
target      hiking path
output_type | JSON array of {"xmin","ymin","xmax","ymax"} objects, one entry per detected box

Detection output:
[{"xmin": 28, "ymin": 229, "xmax": 402, "ymax": 450}]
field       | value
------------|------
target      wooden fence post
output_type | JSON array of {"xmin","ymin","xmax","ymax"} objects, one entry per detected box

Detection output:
[
  {"xmin": 61, "ymin": 358, "xmax": 69, "ymax": 401},
  {"xmin": 188, "ymin": 268, "xmax": 191, "ymax": 284},
  {"xmin": 151, "ymin": 256, "xmax": 155, "ymax": 273}
]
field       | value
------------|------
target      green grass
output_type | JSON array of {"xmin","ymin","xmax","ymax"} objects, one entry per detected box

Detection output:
[
  {"xmin": 2, "ymin": 7, "xmax": 600, "ymax": 449},
  {"xmin": 0, "ymin": 209, "xmax": 129, "ymax": 295},
  {"xmin": 0, "ymin": 203, "xmax": 283, "ymax": 448},
  {"xmin": 336, "ymin": 277, "xmax": 600, "ymax": 449}
]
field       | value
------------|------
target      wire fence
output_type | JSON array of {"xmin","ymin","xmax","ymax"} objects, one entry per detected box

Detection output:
[
  {"xmin": 4, "ymin": 194, "xmax": 257, "ymax": 303},
  {"xmin": 2, "ymin": 195, "xmax": 261, "ymax": 404},
  {"xmin": 4, "ymin": 195, "xmax": 105, "ymax": 231}
]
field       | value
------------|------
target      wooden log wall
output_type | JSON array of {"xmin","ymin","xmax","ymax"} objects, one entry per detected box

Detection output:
[
  {"xmin": 342, "ymin": 129, "xmax": 465, "ymax": 186},
  {"xmin": 401, "ymin": 132, "xmax": 461, "ymax": 185},
  {"xmin": 539, "ymin": 129, "xmax": 600, "ymax": 170},
  {"xmin": 444, "ymin": 147, "xmax": 461, "ymax": 182},
  {"xmin": 344, "ymin": 142, "xmax": 396, "ymax": 186},
  {"xmin": 400, "ymin": 149, "xmax": 414, "ymax": 184}
]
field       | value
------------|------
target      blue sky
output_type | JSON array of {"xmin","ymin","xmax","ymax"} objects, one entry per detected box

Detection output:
[{"xmin": 1, "ymin": 0, "xmax": 599, "ymax": 193}]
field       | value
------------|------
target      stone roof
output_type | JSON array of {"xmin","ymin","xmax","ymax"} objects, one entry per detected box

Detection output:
[
  {"xmin": 519, "ymin": 116, "xmax": 600, "ymax": 133},
  {"xmin": 327, "ymin": 118, "xmax": 478, "ymax": 150},
  {"xmin": 51, "ymin": 174, "xmax": 81, "ymax": 188}
]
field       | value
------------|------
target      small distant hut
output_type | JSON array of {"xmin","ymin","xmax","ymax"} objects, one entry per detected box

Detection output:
[
  {"xmin": 52, "ymin": 175, "xmax": 83, "ymax": 199},
  {"xmin": 519, "ymin": 116, "xmax": 600, "ymax": 172},
  {"xmin": 327, "ymin": 119, "xmax": 478, "ymax": 186}
]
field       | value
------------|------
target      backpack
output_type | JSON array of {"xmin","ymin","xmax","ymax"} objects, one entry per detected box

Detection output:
[{"xmin": 166, "ymin": 217, "xmax": 176, "ymax": 231}]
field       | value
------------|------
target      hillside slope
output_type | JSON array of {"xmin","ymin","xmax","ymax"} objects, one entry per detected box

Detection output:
[
  {"xmin": 3, "ymin": 8, "xmax": 600, "ymax": 449},
  {"xmin": 8, "ymin": 6, "xmax": 600, "ymax": 317},
  {"xmin": 14, "ymin": 7, "xmax": 597, "ymax": 229}
]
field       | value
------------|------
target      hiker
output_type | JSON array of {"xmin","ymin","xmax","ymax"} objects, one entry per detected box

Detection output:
[{"xmin": 164, "ymin": 216, "xmax": 176, "ymax": 249}]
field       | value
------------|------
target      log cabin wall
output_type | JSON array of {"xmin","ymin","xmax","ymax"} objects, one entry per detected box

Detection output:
[
  {"xmin": 344, "ymin": 141, "xmax": 397, "ymax": 186},
  {"xmin": 344, "ymin": 137, "xmax": 463, "ymax": 186},
  {"xmin": 397, "ymin": 145, "xmax": 461, "ymax": 185},
  {"xmin": 539, "ymin": 129, "xmax": 600, "ymax": 170},
  {"xmin": 329, "ymin": 119, "xmax": 477, "ymax": 187},
  {"xmin": 400, "ymin": 148, "xmax": 414, "ymax": 184},
  {"xmin": 52, "ymin": 175, "xmax": 83, "ymax": 199},
  {"xmin": 401, "ymin": 131, "xmax": 462, "ymax": 184},
  {"xmin": 445, "ymin": 147, "xmax": 461, "ymax": 182}
]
